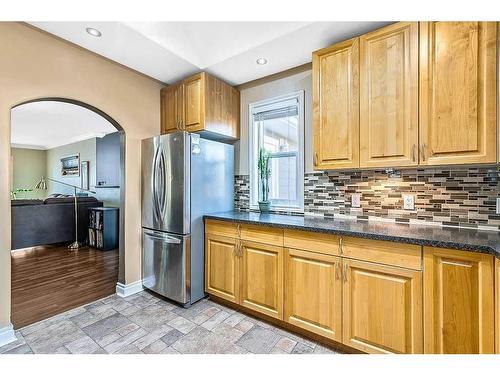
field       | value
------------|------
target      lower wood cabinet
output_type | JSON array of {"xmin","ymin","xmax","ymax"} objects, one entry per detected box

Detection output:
[
  {"xmin": 205, "ymin": 220, "xmax": 499, "ymax": 354},
  {"xmin": 423, "ymin": 247, "xmax": 495, "ymax": 354},
  {"xmin": 342, "ymin": 259, "xmax": 423, "ymax": 354},
  {"xmin": 240, "ymin": 241, "xmax": 283, "ymax": 320},
  {"xmin": 284, "ymin": 249, "xmax": 342, "ymax": 341},
  {"xmin": 205, "ymin": 234, "xmax": 240, "ymax": 304},
  {"xmin": 496, "ymin": 258, "xmax": 500, "ymax": 354}
]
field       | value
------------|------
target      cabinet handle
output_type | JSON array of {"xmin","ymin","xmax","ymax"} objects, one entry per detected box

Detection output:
[
  {"xmin": 412, "ymin": 144, "xmax": 416, "ymax": 163},
  {"xmin": 236, "ymin": 224, "xmax": 242, "ymax": 257},
  {"xmin": 314, "ymin": 153, "xmax": 319, "ymax": 166},
  {"xmin": 421, "ymin": 143, "xmax": 427, "ymax": 162},
  {"xmin": 343, "ymin": 263, "xmax": 348, "ymax": 283},
  {"xmin": 335, "ymin": 262, "xmax": 340, "ymax": 280},
  {"xmin": 339, "ymin": 237, "xmax": 343, "ymax": 255}
]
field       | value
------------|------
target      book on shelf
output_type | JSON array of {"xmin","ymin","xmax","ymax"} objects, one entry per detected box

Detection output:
[
  {"xmin": 88, "ymin": 228, "xmax": 95, "ymax": 247},
  {"xmin": 96, "ymin": 230, "xmax": 103, "ymax": 248}
]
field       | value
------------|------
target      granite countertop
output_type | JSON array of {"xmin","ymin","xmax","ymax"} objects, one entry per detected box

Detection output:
[{"xmin": 204, "ymin": 211, "xmax": 500, "ymax": 258}]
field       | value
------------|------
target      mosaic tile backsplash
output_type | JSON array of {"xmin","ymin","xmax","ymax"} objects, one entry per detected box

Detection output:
[
  {"xmin": 234, "ymin": 175, "xmax": 302, "ymax": 216},
  {"xmin": 234, "ymin": 175, "xmax": 250, "ymax": 211},
  {"xmin": 234, "ymin": 166, "xmax": 500, "ymax": 230}
]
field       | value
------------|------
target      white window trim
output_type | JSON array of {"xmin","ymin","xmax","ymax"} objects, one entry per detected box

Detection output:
[{"xmin": 248, "ymin": 90, "xmax": 305, "ymax": 213}]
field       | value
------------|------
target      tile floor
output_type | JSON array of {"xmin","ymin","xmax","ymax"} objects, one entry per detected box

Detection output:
[{"xmin": 0, "ymin": 291, "xmax": 341, "ymax": 354}]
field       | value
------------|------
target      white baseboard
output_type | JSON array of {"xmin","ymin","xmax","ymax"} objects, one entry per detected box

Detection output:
[
  {"xmin": 0, "ymin": 324, "xmax": 16, "ymax": 348},
  {"xmin": 116, "ymin": 280, "xmax": 143, "ymax": 298}
]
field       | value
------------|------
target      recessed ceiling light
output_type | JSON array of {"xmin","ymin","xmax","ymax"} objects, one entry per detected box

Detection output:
[
  {"xmin": 86, "ymin": 27, "xmax": 102, "ymax": 37},
  {"xmin": 256, "ymin": 58, "xmax": 268, "ymax": 65}
]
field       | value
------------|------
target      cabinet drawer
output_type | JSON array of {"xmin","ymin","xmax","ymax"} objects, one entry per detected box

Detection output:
[
  {"xmin": 240, "ymin": 224, "xmax": 283, "ymax": 247},
  {"xmin": 205, "ymin": 219, "xmax": 238, "ymax": 238},
  {"xmin": 341, "ymin": 237, "xmax": 422, "ymax": 270},
  {"xmin": 284, "ymin": 229, "xmax": 340, "ymax": 256}
]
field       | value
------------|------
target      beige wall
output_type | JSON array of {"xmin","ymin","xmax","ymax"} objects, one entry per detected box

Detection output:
[
  {"xmin": 11, "ymin": 148, "xmax": 47, "ymax": 199},
  {"xmin": 235, "ymin": 69, "xmax": 313, "ymax": 175},
  {"xmin": 0, "ymin": 22, "xmax": 163, "ymax": 328}
]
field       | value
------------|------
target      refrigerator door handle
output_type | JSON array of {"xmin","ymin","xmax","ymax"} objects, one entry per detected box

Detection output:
[
  {"xmin": 152, "ymin": 146, "xmax": 167, "ymax": 221},
  {"xmin": 158, "ymin": 149, "xmax": 167, "ymax": 218},
  {"xmin": 152, "ymin": 145, "xmax": 160, "ymax": 221},
  {"xmin": 143, "ymin": 229, "xmax": 181, "ymax": 244}
]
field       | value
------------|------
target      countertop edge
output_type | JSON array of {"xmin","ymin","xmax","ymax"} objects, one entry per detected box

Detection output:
[{"xmin": 204, "ymin": 214, "xmax": 500, "ymax": 257}]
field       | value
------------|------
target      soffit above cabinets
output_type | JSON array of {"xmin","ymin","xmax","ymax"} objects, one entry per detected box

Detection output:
[{"xmin": 28, "ymin": 21, "xmax": 391, "ymax": 85}]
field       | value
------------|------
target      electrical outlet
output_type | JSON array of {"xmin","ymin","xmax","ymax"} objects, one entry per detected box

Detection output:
[
  {"xmin": 351, "ymin": 193, "xmax": 361, "ymax": 208},
  {"xmin": 403, "ymin": 194, "xmax": 415, "ymax": 210},
  {"xmin": 497, "ymin": 198, "xmax": 500, "ymax": 214}
]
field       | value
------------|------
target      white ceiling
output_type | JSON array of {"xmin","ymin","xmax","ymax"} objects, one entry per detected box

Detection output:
[
  {"xmin": 29, "ymin": 21, "xmax": 391, "ymax": 85},
  {"xmin": 11, "ymin": 101, "xmax": 118, "ymax": 150}
]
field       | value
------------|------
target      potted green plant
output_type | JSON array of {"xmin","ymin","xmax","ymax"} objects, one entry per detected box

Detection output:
[{"xmin": 257, "ymin": 148, "xmax": 272, "ymax": 212}]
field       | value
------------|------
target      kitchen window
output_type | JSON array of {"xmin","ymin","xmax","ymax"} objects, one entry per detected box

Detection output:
[{"xmin": 249, "ymin": 91, "xmax": 304, "ymax": 212}]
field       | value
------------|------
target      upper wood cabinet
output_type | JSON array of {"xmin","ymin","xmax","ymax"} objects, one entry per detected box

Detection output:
[
  {"xmin": 419, "ymin": 22, "xmax": 497, "ymax": 165},
  {"xmin": 160, "ymin": 72, "xmax": 240, "ymax": 141},
  {"xmin": 313, "ymin": 37, "xmax": 360, "ymax": 169},
  {"xmin": 342, "ymin": 258, "xmax": 423, "ymax": 354},
  {"xmin": 183, "ymin": 74, "xmax": 203, "ymax": 131},
  {"xmin": 359, "ymin": 22, "xmax": 419, "ymax": 168},
  {"xmin": 161, "ymin": 83, "xmax": 183, "ymax": 134},
  {"xmin": 313, "ymin": 21, "xmax": 498, "ymax": 170},
  {"xmin": 423, "ymin": 247, "xmax": 495, "ymax": 354}
]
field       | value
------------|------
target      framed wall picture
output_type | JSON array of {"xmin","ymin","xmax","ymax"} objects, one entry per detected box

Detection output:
[
  {"xmin": 61, "ymin": 153, "xmax": 80, "ymax": 177},
  {"xmin": 81, "ymin": 161, "xmax": 89, "ymax": 190}
]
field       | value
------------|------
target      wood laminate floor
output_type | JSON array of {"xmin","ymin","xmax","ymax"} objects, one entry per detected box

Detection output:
[{"xmin": 11, "ymin": 244, "xmax": 119, "ymax": 329}]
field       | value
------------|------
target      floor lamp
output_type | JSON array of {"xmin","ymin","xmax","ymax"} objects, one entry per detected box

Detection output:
[{"xmin": 36, "ymin": 176, "xmax": 96, "ymax": 250}]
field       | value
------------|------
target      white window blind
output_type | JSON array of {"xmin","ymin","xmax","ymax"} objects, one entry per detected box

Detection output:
[{"xmin": 249, "ymin": 91, "xmax": 304, "ymax": 211}]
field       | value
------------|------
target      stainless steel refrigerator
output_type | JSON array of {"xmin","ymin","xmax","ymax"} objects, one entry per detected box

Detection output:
[{"xmin": 141, "ymin": 132, "xmax": 234, "ymax": 305}]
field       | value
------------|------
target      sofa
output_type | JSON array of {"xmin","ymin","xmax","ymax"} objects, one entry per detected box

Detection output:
[{"xmin": 11, "ymin": 196, "xmax": 103, "ymax": 250}]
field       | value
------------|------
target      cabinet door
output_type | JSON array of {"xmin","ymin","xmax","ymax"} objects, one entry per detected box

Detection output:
[
  {"xmin": 419, "ymin": 22, "xmax": 497, "ymax": 165},
  {"xmin": 240, "ymin": 240, "xmax": 283, "ymax": 319},
  {"xmin": 343, "ymin": 259, "xmax": 423, "ymax": 354},
  {"xmin": 96, "ymin": 132, "xmax": 121, "ymax": 188},
  {"xmin": 161, "ymin": 84, "xmax": 180, "ymax": 134},
  {"xmin": 312, "ymin": 37, "xmax": 359, "ymax": 170},
  {"xmin": 183, "ymin": 74, "xmax": 203, "ymax": 131},
  {"xmin": 285, "ymin": 249, "xmax": 342, "ymax": 341},
  {"xmin": 230, "ymin": 87, "xmax": 240, "ymax": 139},
  {"xmin": 205, "ymin": 234, "xmax": 239, "ymax": 303},
  {"xmin": 359, "ymin": 22, "xmax": 418, "ymax": 168},
  {"xmin": 496, "ymin": 258, "xmax": 500, "ymax": 354},
  {"xmin": 423, "ymin": 247, "xmax": 495, "ymax": 354}
]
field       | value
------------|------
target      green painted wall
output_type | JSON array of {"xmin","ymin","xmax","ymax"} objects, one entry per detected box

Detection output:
[
  {"xmin": 12, "ymin": 139, "xmax": 120, "ymax": 206},
  {"xmin": 11, "ymin": 148, "xmax": 47, "ymax": 199},
  {"xmin": 46, "ymin": 138, "xmax": 96, "ymax": 196}
]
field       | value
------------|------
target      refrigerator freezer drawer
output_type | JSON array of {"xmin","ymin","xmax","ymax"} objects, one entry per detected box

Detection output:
[{"xmin": 142, "ymin": 228, "xmax": 190, "ymax": 304}]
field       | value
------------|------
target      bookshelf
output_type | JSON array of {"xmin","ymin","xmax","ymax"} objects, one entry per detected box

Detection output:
[{"xmin": 87, "ymin": 207, "xmax": 119, "ymax": 250}]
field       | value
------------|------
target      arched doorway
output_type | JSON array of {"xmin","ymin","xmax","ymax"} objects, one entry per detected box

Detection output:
[{"xmin": 9, "ymin": 98, "xmax": 126, "ymax": 328}]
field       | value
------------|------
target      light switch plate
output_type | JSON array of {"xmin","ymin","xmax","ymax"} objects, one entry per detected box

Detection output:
[
  {"xmin": 351, "ymin": 193, "xmax": 361, "ymax": 208},
  {"xmin": 497, "ymin": 198, "xmax": 500, "ymax": 214},
  {"xmin": 403, "ymin": 194, "xmax": 415, "ymax": 210}
]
